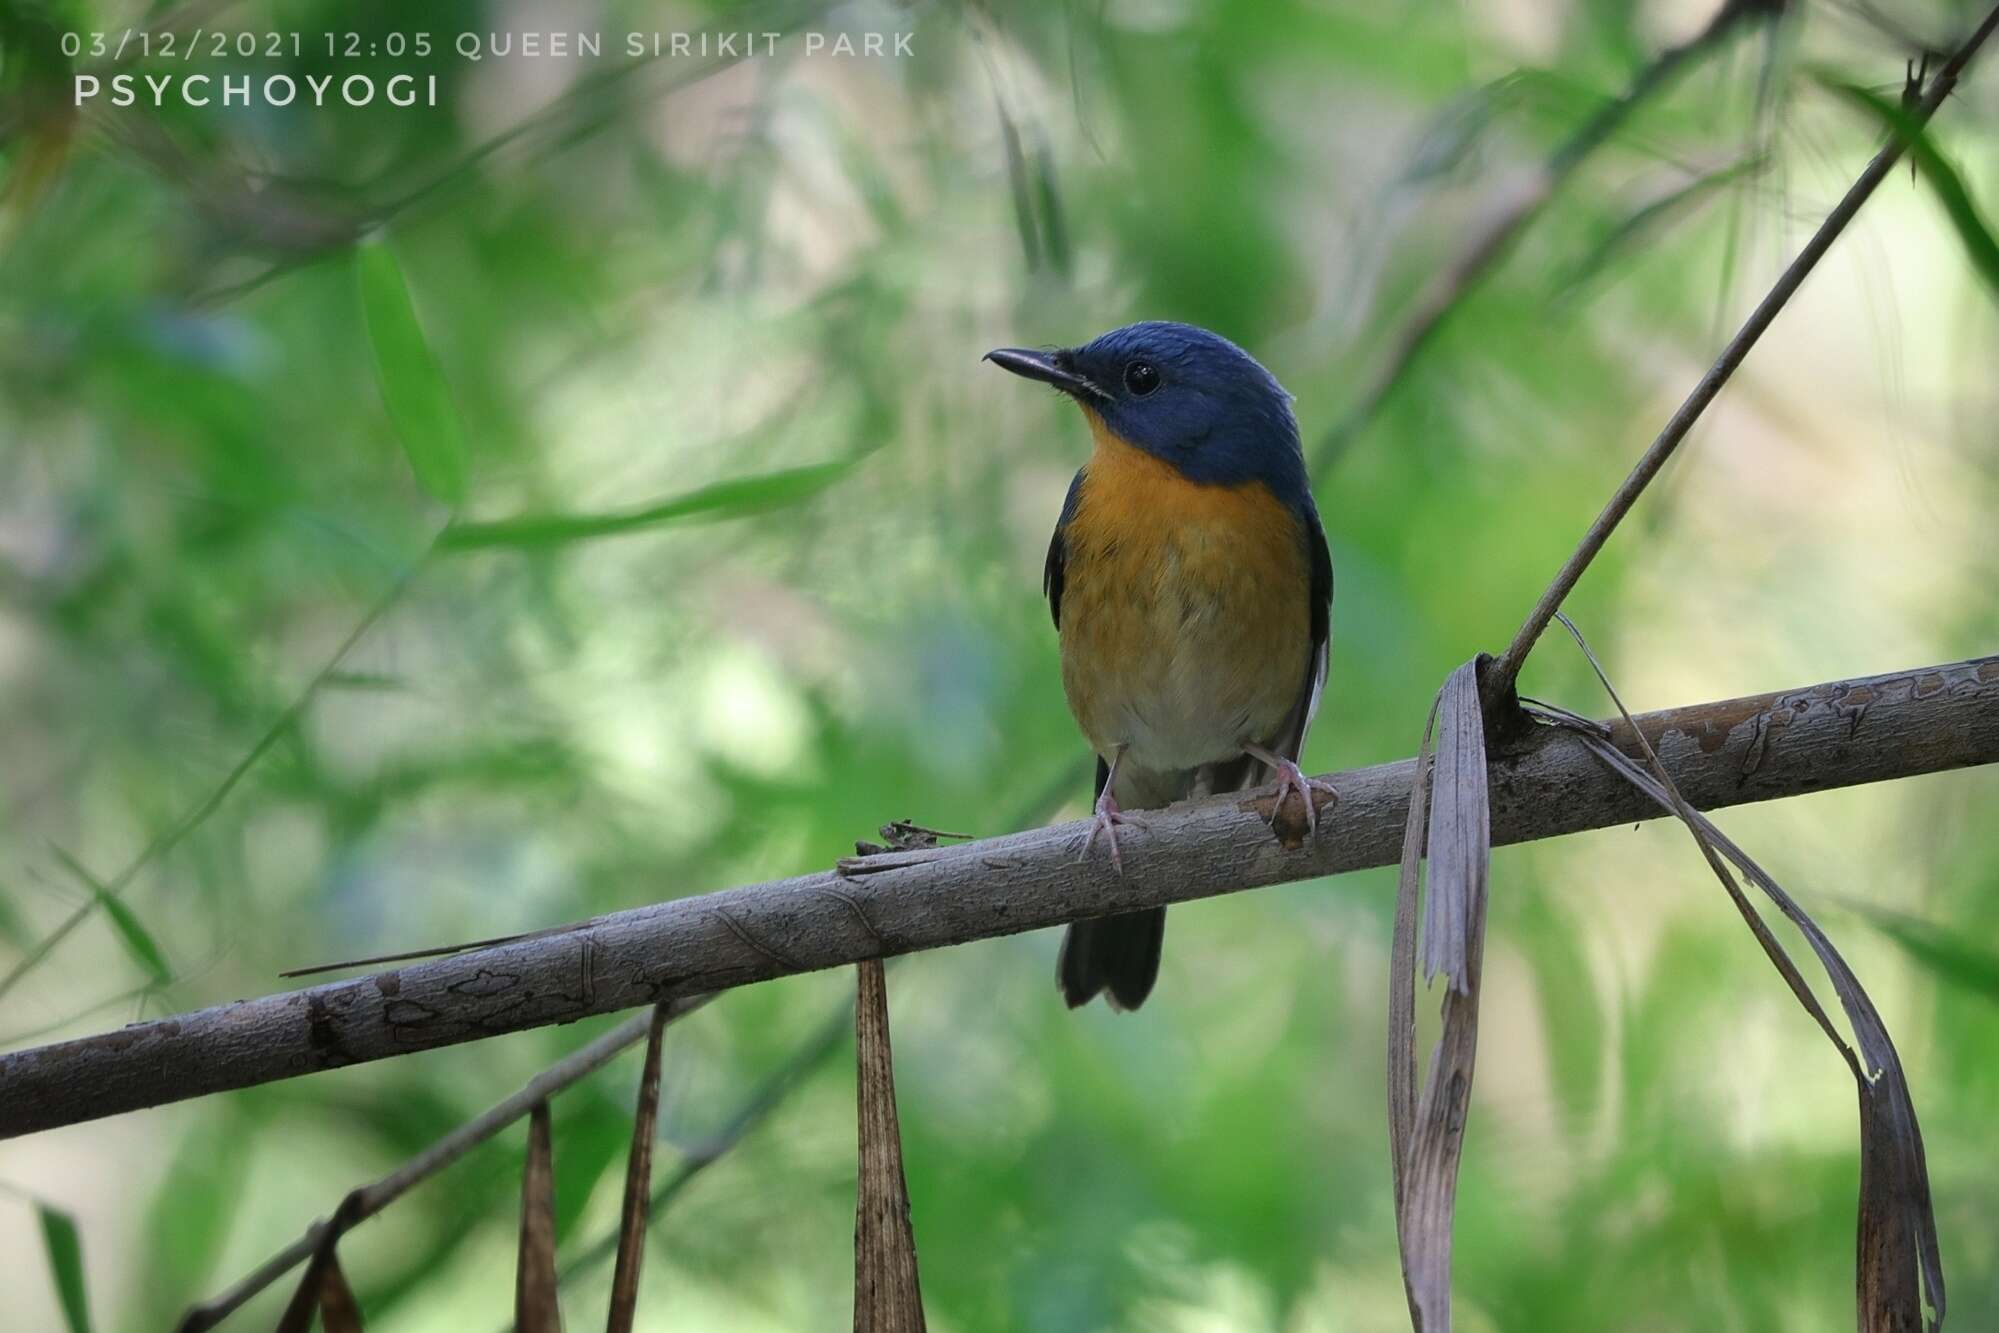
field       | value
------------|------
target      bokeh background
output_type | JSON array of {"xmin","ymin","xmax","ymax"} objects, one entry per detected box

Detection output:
[{"xmin": 3, "ymin": 0, "xmax": 1997, "ymax": 1327}]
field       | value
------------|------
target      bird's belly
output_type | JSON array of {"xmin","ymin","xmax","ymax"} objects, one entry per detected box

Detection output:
[{"xmin": 1060, "ymin": 507, "xmax": 1309, "ymax": 775}]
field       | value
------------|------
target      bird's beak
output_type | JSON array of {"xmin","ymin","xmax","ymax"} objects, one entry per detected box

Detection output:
[{"xmin": 984, "ymin": 347, "xmax": 1103, "ymax": 400}]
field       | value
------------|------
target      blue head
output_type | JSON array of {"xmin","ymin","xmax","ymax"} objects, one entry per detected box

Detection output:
[{"xmin": 986, "ymin": 321, "xmax": 1310, "ymax": 509}]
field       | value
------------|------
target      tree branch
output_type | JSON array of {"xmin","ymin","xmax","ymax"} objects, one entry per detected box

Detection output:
[{"xmin": 3, "ymin": 654, "xmax": 1996, "ymax": 1140}]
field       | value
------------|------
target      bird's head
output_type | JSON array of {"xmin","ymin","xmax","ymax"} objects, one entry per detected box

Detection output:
[{"xmin": 985, "ymin": 321, "xmax": 1303, "ymax": 491}]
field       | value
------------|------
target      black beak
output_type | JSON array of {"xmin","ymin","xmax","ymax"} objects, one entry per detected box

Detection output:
[{"xmin": 984, "ymin": 347, "xmax": 1103, "ymax": 400}]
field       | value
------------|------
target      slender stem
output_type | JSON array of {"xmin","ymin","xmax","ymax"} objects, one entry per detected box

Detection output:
[
  {"xmin": 1485, "ymin": 3, "xmax": 1999, "ymax": 705},
  {"xmin": 1308, "ymin": 0, "xmax": 1765, "ymax": 482},
  {"xmin": 175, "ymin": 995, "xmax": 710, "ymax": 1333},
  {"xmin": 0, "ymin": 555, "xmax": 425, "ymax": 1008}
]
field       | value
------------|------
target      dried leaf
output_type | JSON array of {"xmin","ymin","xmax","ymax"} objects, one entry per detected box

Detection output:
[
  {"xmin": 516, "ymin": 1102, "xmax": 563, "ymax": 1333},
  {"xmin": 271, "ymin": 1195, "xmax": 368, "ymax": 1333},
  {"xmin": 1387, "ymin": 694, "xmax": 1440, "ymax": 1208},
  {"xmin": 275, "ymin": 1254, "xmax": 321, "ymax": 1333},
  {"xmin": 854, "ymin": 959, "xmax": 925, "ymax": 1332},
  {"xmin": 1421, "ymin": 661, "xmax": 1492, "ymax": 992},
  {"xmin": 606, "ymin": 1005, "xmax": 673, "ymax": 1333},
  {"xmin": 1390, "ymin": 658, "xmax": 1493, "ymax": 1333},
  {"xmin": 317, "ymin": 1253, "xmax": 363, "ymax": 1333},
  {"xmin": 1545, "ymin": 614, "xmax": 1943, "ymax": 1333}
]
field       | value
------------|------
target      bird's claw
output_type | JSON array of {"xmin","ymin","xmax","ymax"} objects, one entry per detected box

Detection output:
[
  {"xmin": 1079, "ymin": 793, "xmax": 1143, "ymax": 873},
  {"xmin": 1267, "ymin": 757, "xmax": 1339, "ymax": 834}
]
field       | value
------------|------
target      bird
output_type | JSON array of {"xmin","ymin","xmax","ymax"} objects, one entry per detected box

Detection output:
[{"xmin": 986, "ymin": 321, "xmax": 1335, "ymax": 1011}]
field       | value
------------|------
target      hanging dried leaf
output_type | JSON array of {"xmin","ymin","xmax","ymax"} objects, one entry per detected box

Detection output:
[
  {"xmin": 1540, "ymin": 615, "xmax": 1943, "ymax": 1333},
  {"xmin": 606, "ymin": 1005, "xmax": 673, "ymax": 1333},
  {"xmin": 1386, "ymin": 694, "xmax": 1440, "ymax": 1209},
  {"xmin": 316, "ymin": 1253, "xmax": 363, "ymax": 1333},
  {"xmin": 275, "ymin": 1259, "xmax": 321, "ymax": 1333},
  {"xmin": 1389, "ymin": 657, "xmax": 1493, "ymax": 1333},
  {"xmin": 854, "ymin": 958, "xmax": 925, "ymax": 1333},
  {"xmin": 516, "ymin": 1101, "xmax": 563, "ymax": 1333},
  {"xmin": 275, "ymin": 1197, "xmax": 365, "ymax": 1333}
]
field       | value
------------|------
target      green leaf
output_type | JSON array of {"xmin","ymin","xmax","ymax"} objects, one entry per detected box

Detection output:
[
  {"xmin": 356, "ymin": 239, "xmax": 470, "ymax": 507},
  {"xmin": 1561, "ymin": 156, "xmax": 1765, "ymax": 294},
  {"xmin": 1841, "ymin": 898, "xmax": 1999, "ymax": 1004},
  {"xmin": 1506, "ymin": 890, "xmax": 1603, "ymax": 1134},
  {"xmin": 0, "ymin": 886, "xmax": 31, "ymax": 949},
  {"xmin": 141, "ymin": 1109, "xmax": 250, "ymax": 1308},
  {"xmin": 994, "ymin": 98, "xmax": 1041, "ymax": 271},
  {"xmin": 437, "ymin": 458, "xmax": 860, "ymax": 552},
  {"xmin": 1817, "ymin": 72, "xmax": 1999, "ymax": 298},
  {"xmin": 50, "ymin": 848, "xmax": 169, "ymax": 987},
  {"xmin": 37, "ymin": 1204, "xmax": 93, "ymax": 1333}
]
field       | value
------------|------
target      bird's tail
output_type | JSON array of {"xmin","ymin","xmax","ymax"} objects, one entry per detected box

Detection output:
[{"xmin": 1057, "ymin": 908, "xmax": 1165, "ymax": 1011}]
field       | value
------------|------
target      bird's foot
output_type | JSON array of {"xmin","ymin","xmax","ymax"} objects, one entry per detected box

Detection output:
[
  {"xmin": 1079, "ymin": 789, "xmax": 1144, "ymax": 873},
  {"xmin": 1246, "ymin": 745, "xmax": 1339, "ymax": 835}
]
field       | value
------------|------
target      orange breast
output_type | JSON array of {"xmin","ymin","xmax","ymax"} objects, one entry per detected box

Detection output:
[{"xmin": 1058, "ymin": 416, "xmax": 1312, "ymax": 775}]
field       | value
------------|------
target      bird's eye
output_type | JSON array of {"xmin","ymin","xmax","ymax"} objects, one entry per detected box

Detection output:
[{"xmin": 1123, "ymin": 360, "xmax": 1160, "ymax": 396}]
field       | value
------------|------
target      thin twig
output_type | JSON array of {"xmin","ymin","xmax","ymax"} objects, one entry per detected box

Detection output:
[
  {"xmin": 187, "ymin": 0, "xmax": 837, "ymax": 307},
  {"xmin": 8, "ymin": 654, "xmax": 1996, "ymax": 1141},
  {"xmin": 176, "ymin": 995, "xmax": 711, "ymax": 1333},
  {"xmin": 1484, "ymin": 3, "xmax": 1999, "ymax": 706},
  {"xmin": 0, "ymin": 555, "xmax": 426, "ymax": 1008},
  {"xmin": 1309, "ymin": 0, "xmax": 1771, "ymax": 482}
]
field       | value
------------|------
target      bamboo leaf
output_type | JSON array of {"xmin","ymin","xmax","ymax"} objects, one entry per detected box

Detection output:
[
  {"xmin": 516, "ymin": 1101, "xmax": 562, "ymax": 1333},
  {"xmin": 274, "ymin": 1250, "xmax": 322, "ymax": 1333},
  {"xmin": 606, "ymin": 1005, "xmax": 672, "ymax": 1333},
  {"xmin": 854, "ymin": 958, "xmax": 925, "ymax": 1332},
  {"xmin": 437, "ymin": 459, "xmax": 858, "ymax": 553},
  {"xmin": 1031, "ymin": 142, "xmax": 1071, "ymax": 278},
  {"xmin": 1818, "ymin": 72, "xmax": 1999, "ymax": 298},
  {"xmin": 37, "ymin": 1204, "xmax": 93, "ymax": 1333},
  {"xmin": 1387, "ymin": 695, "xmax": 1440, "ymax": 1209},
  {"xmin": 1561, "ymin": 156, "xmax": 1765, "ymax": 294},
  {"xmin": 1542, "ymin": 614, "xmax": 1944, "ymax": 1333},
  {"xmin": 1420, "ymin": 660, "xmax": 1491, "ymax": 992},
  {"xmin": 1391, "ymin": 657, "xmax": 1493, "ymax": 1333},
  {"xmin": 356, "ymin": 239, "xmax": 469, "ymax": 508},
  {"xmin": 1841, "ymin": 900, "xmax": 1999, "ymax": 1004},
  {"xmin": 318, "ymin": 1253, "xmax": 364, "ymax": 1333},
  {"xmin": 50, "ymin": 847, "xmax": 168, "ymax": 987},
  {"xmin": 993, "ymin": 97, "xmax": 1041, "ymax": 271}
]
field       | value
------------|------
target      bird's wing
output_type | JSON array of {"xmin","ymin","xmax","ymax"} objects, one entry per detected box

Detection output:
[
  {"xmin": 1283, "ymin": 501, "xmax": 1335, "ymax": 762},
  {"xmin": 1044, "ymin": 468, "xmax": 1085, "ymax": 629}
]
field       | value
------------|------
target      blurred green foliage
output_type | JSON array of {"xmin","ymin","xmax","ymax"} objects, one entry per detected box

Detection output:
[{"xmin": 2, "ymin": 0, "xmax": 1998, "ymax": 1328}]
